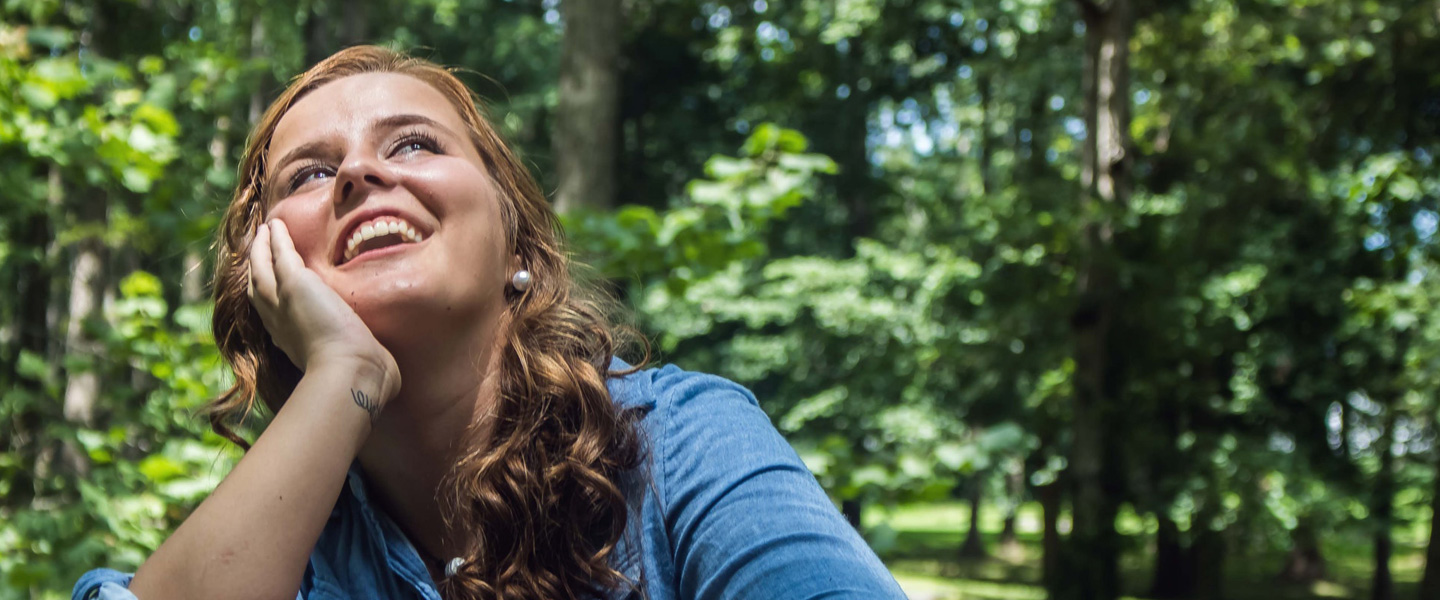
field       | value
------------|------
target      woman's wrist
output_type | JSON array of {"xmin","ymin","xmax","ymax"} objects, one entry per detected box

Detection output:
[
  {"xmin": 285, "ymin": 355, "xmax": 399, "ymax": 438},
  {"xmin": 308, "ymin": 353, "xmax": 401, "ymax": 405}
]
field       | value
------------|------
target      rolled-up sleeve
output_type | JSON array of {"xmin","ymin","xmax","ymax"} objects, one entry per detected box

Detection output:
[
  {"xmin": 653, "ymin": 368, "xmax": 907, "ymax": 600},
  {"xmin": 71, "ymin": 569, "xmax": 136, "ymax": 600}
]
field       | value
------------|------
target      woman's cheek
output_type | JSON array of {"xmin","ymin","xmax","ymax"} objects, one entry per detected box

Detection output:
[
  {"xmin": 400, "ymin": 157, "xmax": 493, "ymax": 218},
  {"xmin": 269, "ymin": 197, "xmax": 335, "ymax": 267}
]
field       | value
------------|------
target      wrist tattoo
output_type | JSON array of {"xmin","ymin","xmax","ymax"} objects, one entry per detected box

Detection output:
[{"xmin": 351, "ymin": 388, "xmax": 379, "ymax": 421}]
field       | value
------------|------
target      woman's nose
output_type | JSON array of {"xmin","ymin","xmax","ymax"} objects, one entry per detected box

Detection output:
[{"xmin": 334, "ymin": 153, "xmax": 395, "ymax": 206}]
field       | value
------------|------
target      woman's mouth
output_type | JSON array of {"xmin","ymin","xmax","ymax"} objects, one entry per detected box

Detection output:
[{"xmin": 341, "ymin": 216, "xmax": 426, "ymax": 265}]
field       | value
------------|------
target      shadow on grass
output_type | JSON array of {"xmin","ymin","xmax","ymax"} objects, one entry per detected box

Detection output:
[{"xmin": 877, "ymin": 502, "xmax": 1426, "ymax": 600}]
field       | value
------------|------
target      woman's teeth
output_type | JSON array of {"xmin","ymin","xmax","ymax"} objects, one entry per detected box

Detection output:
[{"xmin": 344, "ymin": 218, "xmax": 425, "ymax": 262}]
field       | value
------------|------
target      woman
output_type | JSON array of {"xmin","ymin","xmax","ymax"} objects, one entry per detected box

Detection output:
[{"xmin": 73, "ymin": 46, "xmax": 903, "ymax": 600}]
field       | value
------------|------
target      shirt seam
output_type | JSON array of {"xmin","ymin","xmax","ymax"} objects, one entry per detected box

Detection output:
[{"xmin": 654, "ymin": 370, "xmax": 684, "ymax": 595}]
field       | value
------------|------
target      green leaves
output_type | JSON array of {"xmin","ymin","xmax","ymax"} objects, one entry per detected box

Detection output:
[
  {"xmin": 18, "ymin": 57, "xmax": 88, "ymax": 109},
  {"xmin": 119, "ymin": 271, "xmax": 163, "ymax": 298},
  {"xmin": 0, "ymin": 0, "xmax": 1436, "ymax": 592},
  {"xmin": 568, "ymin": 124, "xmax": 835, "ymax": 292},
  {"xmin": 0, "ymin": 261, "xmax": 239, "ymax": 591}
]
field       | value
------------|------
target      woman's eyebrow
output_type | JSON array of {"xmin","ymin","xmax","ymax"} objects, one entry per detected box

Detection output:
[
  {"xmin": 270, "ymin": 139, "xmax": 335, "ymax": 180},
  {"xmin": 370, "ymin": 113, "xmax": 450, "ymax": 136}
]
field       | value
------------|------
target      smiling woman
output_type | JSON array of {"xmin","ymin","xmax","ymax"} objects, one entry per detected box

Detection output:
[{"xmin": 71, "ymin": 46, "xmax": 905, "ymax": 600}]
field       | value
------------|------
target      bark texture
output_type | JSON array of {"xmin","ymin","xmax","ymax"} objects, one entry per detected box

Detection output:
[
  {"xmin": 61, "ymin": 235, "xmax": 105, "ymax": 426},
  {"xmin": 1150, "ymin": 516, "xmax": 1191, "ymax": 599},
  {"xmin": 1278, "ymin": 519, "xmax": 1327, "ymax": 583},
  {"xmin": 1040, "ymin": 481, "xmax": 1062, "ymax": 593},
  {"xmin": 1372, "ymin": 409, "xmax": 1397, "ymax": 600},
  {"xmin": 553, "ymin": 0, "xmax": 622, "ymax": 213},
  {"xmin": 960, "ymin": 478, "xmax": 988, "ymax": 558},
  {"xmin": 1420, "ymin": 452, "xmax": 1440, "ymax": 600},
  {"xmin": 1064, "ymin": 1, "xmax": 1132, "ymax": 599},
  {"xmin": 58, "ymin": 172, "xmax": 107, "ymax": 479},
  {"xmin": 1000, "ymin": 459, "xmax": 1024, "ymax": 550}
]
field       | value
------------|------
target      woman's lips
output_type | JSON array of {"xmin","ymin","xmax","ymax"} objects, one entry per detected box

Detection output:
[
  {"xmin": 340, "ymin": 216, "xmax": 426, "ymax": 264},
  {"xmin": 332, "ymin": 207, "xmax": 434, "ymax": 265},
  {"xmin": 338, "ymin": 235, "xmax": 427, "ymax": 268}
]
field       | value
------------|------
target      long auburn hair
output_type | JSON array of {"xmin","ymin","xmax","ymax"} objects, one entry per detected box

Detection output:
[{"xmin": 208, "ymin": 45, "xmax": 645, "ymax": 599}]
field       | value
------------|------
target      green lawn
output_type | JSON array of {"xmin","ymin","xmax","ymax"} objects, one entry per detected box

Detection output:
[{"xmin": 872, "ymin": 502, "xmax": 1426, "ymax": 600}]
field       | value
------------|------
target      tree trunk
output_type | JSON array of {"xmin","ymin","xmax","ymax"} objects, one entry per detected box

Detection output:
[
  {"xmin": 1420, "ymin": 447, "xmax": 1440, "ymax": 600},
  {"xmin": 1002, "ymin": 457, "xmax": 1025, "ymax": 555},
  {"xmin": 32, "ymin": 166, "xmax": 63, "ymax": 367},
  {"xmin": 340, "ymin": 0, "xmax": 367, "ymax": 46},
  {"xmin": 303, "ymin": 2, "xmax": 333, "ymax": 67},
  {"xmin": 249, "ymin": 14, "xmax": 268, "ymax": 125},
  {"xmin": 1192, "ymin": 525, "xmax": 1226, "ymax": 600},
  {"xmin": 827, "ymin": 36, "xmax": 876, "ymax": 243},
  {"xmin": 1040, "ymin": 481, "xmax": 1063, "ymax": 594},
  {"xmin": 553, "ymin": 0, "xmax": 622, "ymax": 214},
  {"xmin": 184, "ymin": 115, "xmax": 232, "ymax": 303},
  {"xmin": 978, "ymin": 31, "xmax": 995, "ymax": 200},
  {"xmin": 5, "ymin": 166, "xmax": 59, "ymax": 509},
  {"xmin": 61, "ymin": 233, "xmax": 105, "ymax": 427},
  {"xmin": 961, "ymin": 476, "xmax": 988, "ymax": 558},
  {"xmin": 1063, "ymin": 1, "xmax": 1132, "ymax": 599},
  {"xmin": 32, "ymin": 166, "xmax": 68, "ymax": 495},
  {"xmin": 1277, "ymin": 517, "xmax": 1326, "ymax": 583},
  {"xmin": 181, "ymin": 248, "xmax": 206, "ymax": 304},
  {"xmin": 1000, "ymin": 458, "xmax": 1024, "ymax": 552},
  {"xmin": 44, "ymin": 167, "xmax": 67, "ymax": 371},
  {"xmin": 1372, "ymin": 408, "xmax": 1397, "ymax": 600},
  {"xmin": 1150, "ymin": 515, "xmax": 1192, "ymax": 599},
  {"xmin": 59, "ymin": 176, "xmax": 106, "ymax": 426},
  {"xmin": 59, "ymin": 184, "xmax": 108, "ymax": 479}
]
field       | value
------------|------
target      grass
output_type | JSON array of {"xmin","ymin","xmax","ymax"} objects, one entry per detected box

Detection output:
[{"xmin": 873, "ymin": 501, "xmax": 1428, "ymax": 600}]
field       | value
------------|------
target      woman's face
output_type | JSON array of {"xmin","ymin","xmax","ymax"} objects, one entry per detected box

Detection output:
[{"xmin": 263, "ymin": 72, "xmax": 511, "ymax": 349}]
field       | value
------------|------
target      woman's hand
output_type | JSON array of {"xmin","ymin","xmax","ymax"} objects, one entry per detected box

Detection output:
[
  {"xmin": 248, "ymin": 220, "xmax": 401, "ymax": 411},
  {"xmin": 132, "ymin": 220, "xmax": 398, "ymax": 600}
]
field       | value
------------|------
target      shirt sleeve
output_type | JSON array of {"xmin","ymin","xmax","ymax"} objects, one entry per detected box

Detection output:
[
  {"xmin": 71, "ymin": 568, "xmax": 309, "ymax": 600},
  {"xmin": 71, "ymin": 569, "xmax": 136, "ymax": 600},
  {"xmin": 653, "ymin": 368, "xmax": 907, "ymax": 600}
]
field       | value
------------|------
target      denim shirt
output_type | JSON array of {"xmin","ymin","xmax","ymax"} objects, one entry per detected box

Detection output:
[{"xmin": 73, "ymin": 362, "xmax": 905, "ymax": 599}]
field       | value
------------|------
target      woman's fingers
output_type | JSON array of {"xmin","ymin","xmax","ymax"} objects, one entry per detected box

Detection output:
[
  {"xmin": 268, "ymin": 220, "xmax": 308, "ymax": 287},
  {"xmin": 249, "ymin": 222, "xmax": 277, "ymax": 306},
  {"xmin": 239, "ymin": 219, "xmax": 397, "ymax": 394}
]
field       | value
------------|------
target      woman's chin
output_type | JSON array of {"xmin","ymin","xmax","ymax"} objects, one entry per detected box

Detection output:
[{"xmin": 351, "ymin": 289, "xmax": 491, "ymax": 351}]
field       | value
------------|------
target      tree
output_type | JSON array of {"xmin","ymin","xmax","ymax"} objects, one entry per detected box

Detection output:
[
  {"xmin": 1060, "ymin": 0, "xmax": 1132, "ymax": 598},
  {"xmin": 553, "ymin": 0, "xmax": 623, "ymax": 213}
]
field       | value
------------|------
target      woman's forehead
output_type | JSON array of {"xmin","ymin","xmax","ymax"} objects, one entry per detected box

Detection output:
[{"xmin": 269, "ymin": 72, "xmax": 465, "ymax": 157}]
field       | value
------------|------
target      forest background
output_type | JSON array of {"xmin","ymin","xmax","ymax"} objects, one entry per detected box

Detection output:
[{"xmin": 3, "ymin": 0, "xmax": 1439, "ymax": 599}]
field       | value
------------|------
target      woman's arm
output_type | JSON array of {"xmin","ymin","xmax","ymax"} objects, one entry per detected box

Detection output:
[
  {"xmin": 126, "ymin": 221, "xmax": 400, "ymax": 600},
  {"xmin": 126, "ymin": 359, "xmax": 382, "ymax": 600}
]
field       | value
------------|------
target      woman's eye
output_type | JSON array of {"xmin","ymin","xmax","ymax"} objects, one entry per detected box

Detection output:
[
  {"xmin": 392, "ymin": 132, "xmax": 442, "ymax": 157},
  {"xmin": 289, "ymin": 165, "xmax": 334, "ymax": 192}
]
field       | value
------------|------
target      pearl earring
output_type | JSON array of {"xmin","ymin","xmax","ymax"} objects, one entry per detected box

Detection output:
[{"xmin": 510, "ymin": 269, "xmax": 533, "ymax": 291}]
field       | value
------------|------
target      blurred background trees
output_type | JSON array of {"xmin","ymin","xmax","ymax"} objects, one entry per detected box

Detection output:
[{"xmin": 2, "ymin": 1, "xmax": 1438, "ymax": 599}]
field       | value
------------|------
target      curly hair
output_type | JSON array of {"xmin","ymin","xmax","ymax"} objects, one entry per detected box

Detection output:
[{"xmin": 207, "ymin": 45, "xmax": 646, "ymax": 599}]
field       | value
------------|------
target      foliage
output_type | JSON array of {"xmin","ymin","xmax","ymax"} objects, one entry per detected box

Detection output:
[
  {"xmin": 2, "ymin": 0, "xmax": 1439, "ymax": 598},
  {"xmin": 1, "ymin": 272, "xmax": 238, "ymax": 598}
]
